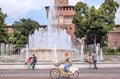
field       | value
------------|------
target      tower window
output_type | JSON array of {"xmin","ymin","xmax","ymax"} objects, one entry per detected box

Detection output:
[
  {"xmin": 66, "ymin": 7, "xmax": 68, "ymax": 10},
  {"xmin": 65, "ymin": 27, "xmax": 67, "ymax": 30},
  {"xmin": 63, "ymin": 7, "xmax": 65, "ymax": 10}
]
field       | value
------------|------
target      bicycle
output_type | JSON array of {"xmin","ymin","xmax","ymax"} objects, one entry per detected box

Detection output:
[{"xmin": 50, "ymin": 62, "xmax": 79, "ymax": 79}]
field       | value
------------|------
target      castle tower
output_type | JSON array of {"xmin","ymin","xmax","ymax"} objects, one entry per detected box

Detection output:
[
  {"xmin": 54, "ymin": 0, "xmax": 69, "ymax": 6},
  {"xmin": 108, "ymin": 25, "xmax": 120, "ymax": 49},
  {"xmin": 45, "ymin": 0, "xmax": 76, "ymax": 43}
]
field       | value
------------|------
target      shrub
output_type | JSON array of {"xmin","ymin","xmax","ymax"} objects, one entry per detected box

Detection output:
[{"xmin": 102, "ymin": 47, "xmax": 118, "ymax": 55}]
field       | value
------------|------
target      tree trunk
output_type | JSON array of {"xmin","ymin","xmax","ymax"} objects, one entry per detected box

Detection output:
[
  {"xmin": 93, "ymin": 34, "xmax": 96, "ymax": 53},
  {"xmin": 0, "ymin": 43, "xmax": 2, "ymax": 56}
]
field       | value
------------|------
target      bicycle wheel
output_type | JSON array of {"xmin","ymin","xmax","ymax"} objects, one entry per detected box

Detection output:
[
  {"xmin": 69, "ymin": 71, "xmax": 79, "ymax": 79},
  {"xmin": 50, "ymin": 68, "xmax": 60, "ymax": 79}
]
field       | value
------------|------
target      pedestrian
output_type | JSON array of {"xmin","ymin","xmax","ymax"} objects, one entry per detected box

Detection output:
[
  {"xmin": 87, "ymin": 53, "xmax": 93, "ymax": 68},
  {"xmin": 30, "ymin": 54, "xmax": 37, "ymax": 69},
  {"xmin": 88, "ymin": 53, "xmax": 93, "ymax": 64},
  {"xmin": 25, "ymin": 57, "xmax": 32, "ymax": 69},
  {"xmin": 92, "ymin": 52, "xmax": 98, "ymax": 69}
]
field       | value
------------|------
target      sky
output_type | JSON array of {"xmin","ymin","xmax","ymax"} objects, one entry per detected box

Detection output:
[{"xmin": 0, "ymin": 0, "xmax": 119, "ymax": 25}]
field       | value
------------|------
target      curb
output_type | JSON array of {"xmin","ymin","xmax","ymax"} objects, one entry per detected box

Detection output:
[{"xmin": 0, "ymin": 63, "xmax": 120, "ymax": 69}]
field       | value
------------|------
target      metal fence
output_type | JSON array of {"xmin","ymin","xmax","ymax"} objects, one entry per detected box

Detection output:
[{"xmin": 0, "ymin": 43, "xmax": 25, "ymax": 63}]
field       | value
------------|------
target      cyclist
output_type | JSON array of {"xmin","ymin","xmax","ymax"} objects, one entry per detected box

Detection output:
[{"xmin": 63, "ymin": 52, "xmax": 72, "ymax": 74}]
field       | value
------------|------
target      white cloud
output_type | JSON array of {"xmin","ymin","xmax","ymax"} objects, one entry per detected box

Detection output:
[
  {"xmin": 115, "ymin": 0, "xmax": 120, "ymax": 24},
  {"xmin": 0, "ymin": 0, "xmax": 81, "ymax": 19},
  {"xmin": 0, "ymin": 0, "xmax": 49, "ymax": 18},
  {"xmin": 115, "ymin": 9, "xmax": 120, "ymax": 24},
  {"xmin": 69, "ymin": 0, "xmax": 83, "ymax": 5},
  {"xmin": 0, "ymin": 0, "xmax": 119, "ymax": 24}
]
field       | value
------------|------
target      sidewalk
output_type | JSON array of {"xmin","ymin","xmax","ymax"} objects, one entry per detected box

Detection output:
[{"xmin": 0, "ymin": 61, "xmax": 120, "ymax": 69}]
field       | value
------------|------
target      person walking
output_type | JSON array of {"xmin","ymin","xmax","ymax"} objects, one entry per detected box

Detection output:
[
  {"xmin": 25, "ymin": 57, "xmax": 32, "ymax": 69},
  {"xmin": 92, "ymin": 52, "xmax": 98, "ymax": 69},
  {"xmin": 87, "ymin": 53, "xmax": 93, "ymax": 68},
  {"xmin": 30, "ymin": 54, "xmax": 37, "ymax": 69}
]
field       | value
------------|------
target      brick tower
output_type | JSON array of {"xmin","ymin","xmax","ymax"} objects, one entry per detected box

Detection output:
[
  {"xmin": 108, "ymin": 25, "xmax": 120, "ymax": 49},
  {"xmin": 45, "ymin": 0, "xmax": 76, "ymax": 43}
]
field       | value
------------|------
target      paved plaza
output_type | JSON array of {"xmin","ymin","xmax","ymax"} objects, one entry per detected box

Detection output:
[
  {"xmin": 0, "ymin": 67, "xmax": 120, "ymax": 79},
  {"xmin": 0, "ymin": 62, "xmax": 120, "ymax": 79}
]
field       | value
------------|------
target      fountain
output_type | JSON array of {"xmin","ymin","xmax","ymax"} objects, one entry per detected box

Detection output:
[
  {"xmin": 95, "ymin": 44, "xmax": 104, "ymax": 61},
  {"xmin": 28, "ymin": 27, "xmax": 72, "ymax": 50},
  {"xmin": 100, "ymin": 48, "xmax": 104, "ymax": 61},
  {"xmin": 20, "ymin": 0, "xmax": 81, "ymax": 62},
  {"xmin": 80, "ymin": 44, "xmax": 84, "ymax": 61}
]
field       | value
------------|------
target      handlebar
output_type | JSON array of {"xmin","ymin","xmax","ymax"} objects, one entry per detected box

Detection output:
[{"xmin": 54, "ymin": 60, "xmax": 64, "ymax": 67}]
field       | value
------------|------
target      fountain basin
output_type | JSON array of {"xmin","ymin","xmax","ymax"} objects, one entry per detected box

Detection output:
[{"xmin": 20, "ymin": 48, "xmax": 80, "ymax": 62}]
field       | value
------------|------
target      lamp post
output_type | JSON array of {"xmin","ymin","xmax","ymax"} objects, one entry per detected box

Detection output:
[{"xmin": 113, "ymin": 27, "xmax": 116, "ymax": 51}]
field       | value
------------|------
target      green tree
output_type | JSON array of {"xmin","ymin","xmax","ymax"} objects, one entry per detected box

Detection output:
[
  {"xmin": 73, "ymin": 0, "xmax": 119, "ymax": 52},
  {"xmin": 13, "ymin": 18, "xmax": 40, "ymax": 54},
  {"xmin": 0, "ymin": 8, "xmax": 7, "ymax": 43},
  {"xmin": 0, "ymin": 8, "xmax": 7, "ymax": 55},
  {"xmin": 13, "ymin": 18, "xmax": 40, "ymax": 44},
  {"xmin": 13, "ymin": 30, "xmax": 27, "ymax": 54}
]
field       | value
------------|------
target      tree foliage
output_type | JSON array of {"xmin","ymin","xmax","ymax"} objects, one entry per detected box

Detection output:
[
  {"xmin": 13, "ymin": 18, "xmax": 40, "ymax": 36},
  {"xmin": 0, "ymin": 8, "xmax": 7, "ymax": 43},
  {"xmin": 73, "ymin": 0, "xmax": 119, "ymax": 51},
  {"xmin": 13, "ymin": 18, "xmax": 40, "ymax": 50},
  {"xmin": 13, "ymin": 18, "xmax": 40, "ymax": 43}
]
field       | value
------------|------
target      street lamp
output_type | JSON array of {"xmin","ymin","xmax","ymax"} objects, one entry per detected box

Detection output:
[{"xmin": 113, "ymin": 27, "xmax": 116, "ymax": 51}]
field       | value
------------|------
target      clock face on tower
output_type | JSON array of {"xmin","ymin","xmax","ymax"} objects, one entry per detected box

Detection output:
[
  {"xmin": 59, "ymin": 0, "xmax": 63, "ymax": 2},
  {"xmin": 54, "ymin": 0, "xmax": 68, "ymax": 6}
]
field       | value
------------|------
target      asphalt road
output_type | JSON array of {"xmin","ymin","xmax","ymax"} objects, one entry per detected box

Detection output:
[{"xmin": 0, "ymin": 68, "xmax": 120, "ymax": 79}]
